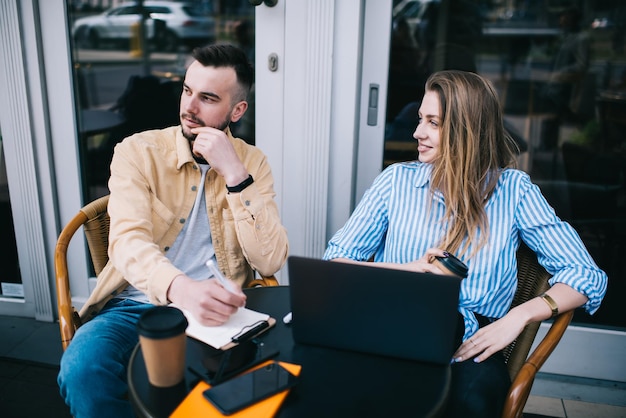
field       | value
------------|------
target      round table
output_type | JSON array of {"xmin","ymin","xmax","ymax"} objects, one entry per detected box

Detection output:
[{"xmin": 128, "ymin": 286, "xmax": 451, "ymax": 418}]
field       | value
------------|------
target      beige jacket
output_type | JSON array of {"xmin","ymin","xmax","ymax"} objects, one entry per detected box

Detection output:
[{"xmin": 79, "ymin": 126, "xmax": 289, "ymax": 322}]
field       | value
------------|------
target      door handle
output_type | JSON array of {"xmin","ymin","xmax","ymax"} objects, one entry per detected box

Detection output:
[
  {"xmin": 249, "ymin": 0, "xmax": 278, "ymax": 6},
  {"xmin": 367, "ymin": 83, "xmax": 379, "ymax": 126}
]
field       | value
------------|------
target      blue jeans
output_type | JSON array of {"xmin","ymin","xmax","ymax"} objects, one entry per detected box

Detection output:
[{"xmin": 57, "ymin": 298, "xmax": 154, "ymax": 418}]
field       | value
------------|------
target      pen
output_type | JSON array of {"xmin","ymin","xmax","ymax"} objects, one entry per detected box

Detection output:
[
  {"xmin": 206, "ymin": 259, "xmax": 237, "ymax": 294},
  {"xmin": 231, "ymin": 321, "xmax": 270, "ymax": 343}
]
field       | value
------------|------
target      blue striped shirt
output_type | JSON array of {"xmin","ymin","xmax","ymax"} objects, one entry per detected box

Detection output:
[{"xmin": 324, "ymin": 161, "xmax": 608, "ymax": 341}]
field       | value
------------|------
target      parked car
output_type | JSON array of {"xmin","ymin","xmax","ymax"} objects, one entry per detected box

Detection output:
[{"xmin": 72, "ymin": 1, "xmax": 215, "ymax": 51}]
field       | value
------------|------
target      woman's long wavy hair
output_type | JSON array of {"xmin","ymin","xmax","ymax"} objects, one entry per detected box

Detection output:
[{"xmin": 425, "ymin": 70, "xmax": 519, "ymax": 258}]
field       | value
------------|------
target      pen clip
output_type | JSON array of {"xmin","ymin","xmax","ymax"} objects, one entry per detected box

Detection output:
[{"xmin": 231, "ymin": 320, "xmax": 269, "ymax": 343}]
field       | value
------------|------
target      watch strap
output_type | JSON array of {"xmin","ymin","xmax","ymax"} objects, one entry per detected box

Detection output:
[
  {"xmin": 226, "ymin": 174, "xmax": 254, "ymax": 193},
  {"xmin": 539, "ymin": 292, "xmax": 559, "ymax": 318}
]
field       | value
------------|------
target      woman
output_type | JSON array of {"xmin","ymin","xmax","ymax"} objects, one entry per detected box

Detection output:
[{"xmin": 323, "ymin": 70, "xmax": 607, "ymax": 417}]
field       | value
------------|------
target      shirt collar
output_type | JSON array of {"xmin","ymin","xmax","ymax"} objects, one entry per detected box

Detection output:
[
  {"xmin": 410, "ymin": 162, "xmax": 447, "ymax": 203},
  {"xmin": 412, "ymin": 162, "xmax": 432, "ymax": 188}
]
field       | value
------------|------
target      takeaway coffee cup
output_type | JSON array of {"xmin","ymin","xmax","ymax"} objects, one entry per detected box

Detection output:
[
  {"xmin": 432, "ymin": 252, "xmax": 468, "ymax": 278},
  {"xmin": 137, "ymin": 306, "xmax": 188, "ymax": 387}
]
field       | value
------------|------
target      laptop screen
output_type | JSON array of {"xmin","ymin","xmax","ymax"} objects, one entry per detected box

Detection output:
[{"xmin": 288, "ymin": 256, "xmax": 461, "ymax": 365}]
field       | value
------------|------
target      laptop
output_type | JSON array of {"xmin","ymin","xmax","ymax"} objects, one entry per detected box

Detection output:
[{"xmin": 287, "ymin": 256, "xmax": 462, "ymax": 365}]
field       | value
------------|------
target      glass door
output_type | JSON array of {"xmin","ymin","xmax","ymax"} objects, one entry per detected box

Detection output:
[
  {"xmin": 358, "ymin": 0, "xmax": 625, "ymax": 382},
  {"xmin": 68, "ymin": 1, "xmax": 257, "ymax": 204},
  {"xmin": 62, "ymin": 0, "xmax": 259, "ymax": 295},
  {"xmin": 0, "ymin": 133, "xmax": 23, "ymax": 300}
]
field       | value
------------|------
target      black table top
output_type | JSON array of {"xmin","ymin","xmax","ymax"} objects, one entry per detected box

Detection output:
[{"xmin": 128, "ymin": 286, "xmax": 451, "ymax": 418}]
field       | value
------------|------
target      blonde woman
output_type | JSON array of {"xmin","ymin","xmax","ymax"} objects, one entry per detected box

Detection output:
[{"xmin": 324, "ymin": 70, "xmax": 607, "ymax": 417}]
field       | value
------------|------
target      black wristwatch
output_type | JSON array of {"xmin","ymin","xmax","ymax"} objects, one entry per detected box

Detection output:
[{"xmin": 226, "ymin": 174, "xmax": 254, "ymax": 193}]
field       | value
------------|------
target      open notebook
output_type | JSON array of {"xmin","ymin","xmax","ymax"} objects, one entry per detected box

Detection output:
[{"xmin": 172, "ymin": 305, "xmax": 275, "ymax": 350}]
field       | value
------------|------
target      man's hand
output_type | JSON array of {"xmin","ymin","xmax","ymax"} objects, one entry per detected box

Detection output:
[
  {"xmin": 167, "ymin": 274, "xmax": 246, "ymax": 326},
  {"xmin": 190, "ymin": 127, "xmax": 249, "ymax": 186}
]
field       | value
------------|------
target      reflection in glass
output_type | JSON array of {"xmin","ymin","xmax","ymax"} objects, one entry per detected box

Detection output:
[
  {"xmin": 384, "ymin": 1, "xmax": 626, "ymax": 330},
  {"xmin": 0, "ymin": 136, "xmax": 23, "ymax": 298},
  {"xmin": 68, "ymin": 1, "xmax": 256, "ymax": 202}
]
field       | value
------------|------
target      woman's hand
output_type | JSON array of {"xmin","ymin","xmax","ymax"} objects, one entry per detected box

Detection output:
[
  {"xmin": 334, "ymin": 248, "xmax": 449, "ymax": 274},
  {"xmin": 453, "ymin": 283, "xmax": 588, "ymax": 363},
  {"xmin": 452, "ymin": 310, "xmax": 527, "ymax": 363},
  {"xmin": 401, "ymin": 248, "xmax": 448, "ymax": 273}
]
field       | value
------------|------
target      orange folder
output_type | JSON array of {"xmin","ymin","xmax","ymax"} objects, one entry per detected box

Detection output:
[{"xmin": 170, "ymin": 361, "xmax": 301, "ymax": 418}]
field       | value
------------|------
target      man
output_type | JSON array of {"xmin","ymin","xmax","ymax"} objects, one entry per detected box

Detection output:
[{"xmin": 58, "ymin": 44, "xmax": 289, "ymax": 418}]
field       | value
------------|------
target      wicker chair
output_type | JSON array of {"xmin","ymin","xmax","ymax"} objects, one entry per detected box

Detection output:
[
  {"xmin": 54, "ymin": 194, "xmax": 279, "ymax": 351},
  {"xmin": 501, "ymin": 243, "xmax": 574, "ymax": 418}
]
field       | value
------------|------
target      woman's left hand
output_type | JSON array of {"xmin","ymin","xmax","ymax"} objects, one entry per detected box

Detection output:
[
  {"xmin": 452, "ymin": 310, "xmax": 526, "ymax": 363},
  {"xmin": 453, "ymin": 283, "xmax": 586, "ymax": 363}
]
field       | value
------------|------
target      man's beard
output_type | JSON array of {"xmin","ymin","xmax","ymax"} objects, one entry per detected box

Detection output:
[
  {"xmin": 181, "ymin": 114, "xmax": 231, "ymax": 164},
  {"xmin": 181, "ymin": 113, "xmax": 231, "ymax": 141}
]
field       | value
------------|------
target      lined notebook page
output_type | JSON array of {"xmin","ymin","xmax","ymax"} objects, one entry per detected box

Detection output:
[{"xmin": 173, "ymin": 305, "xmax": 270, "ymax": 349}]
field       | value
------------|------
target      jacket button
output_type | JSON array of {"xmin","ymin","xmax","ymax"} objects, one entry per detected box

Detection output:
[
  {"xmin": 191, "ymin": 185, "xmax": 197, "ymax": 191},
  {"xmin": 179, "ymin": 218, "xmax": 185, "ymax": 223},
  {"xmin": 245, "ymin": 200, "xmax": 251, "ymax": 206}
]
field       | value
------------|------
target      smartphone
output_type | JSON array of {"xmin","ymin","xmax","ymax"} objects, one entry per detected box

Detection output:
[{"xmin": 202, "ymin": 361, "xmax": 298, "ymax": 415}]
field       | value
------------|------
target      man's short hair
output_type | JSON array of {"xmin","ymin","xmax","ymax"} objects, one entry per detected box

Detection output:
[{"xmin": 191, "ymin": 44, "xmax": 254, "ymax": 102}]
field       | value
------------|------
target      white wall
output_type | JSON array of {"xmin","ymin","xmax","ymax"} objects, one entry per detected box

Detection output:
[{"xmin": 256, "ymin": 0, "xmax": 366, "ymax": 283}]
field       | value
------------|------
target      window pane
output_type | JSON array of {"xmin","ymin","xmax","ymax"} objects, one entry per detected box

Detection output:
[
  {"xmin": 0, "ymin": 136, "xmax": 23, "ymax": 298},
  {"xmin": 68, "ymin": 0, "xmax": 256, "ymax": 203},
  {"xmin": 385, "ymin": 0, "xmax": 626, "ymax": 329}
]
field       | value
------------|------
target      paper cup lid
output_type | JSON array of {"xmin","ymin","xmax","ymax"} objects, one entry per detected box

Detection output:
[
  {"xmin": 435, "ymin": 253, "xmax": 469, "ymax": 278},
  {"xmin": 137, "ymin": 306, "xmax": 188, "ymax": 339}
]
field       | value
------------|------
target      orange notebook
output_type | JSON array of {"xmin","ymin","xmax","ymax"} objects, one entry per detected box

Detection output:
[{"xmin": 170, "ymin": 361, "xmax": 301, "ymax": 418}]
